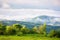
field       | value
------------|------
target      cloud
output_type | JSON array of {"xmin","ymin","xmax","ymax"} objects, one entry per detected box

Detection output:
[
  {"xmin": 0, "ymin": 0, "xmax": 60, "ymax": 11},
  {"xmin": 2, "ymin": 3, "xmax": 11, "ymax": 9},
  {"xmin": 0, "ymin": 0, "xmax": 11, "ymax": 9},
  {"xmin": 0, "ymin": 0, "xmax": 3, "ymax": 7},
  {"xmin": 51, "ymin": 0, "xmax": 60, "ymax": 6},
  {"xmin": 0, "ymin": 9, "xmax": 60, "ymax": 20},
  {"xmin": 2, "ymin": 0, "xmax": 60, "ymax": 6},
  {"xmin": 0, "ymin": 0, "xmax": 60, "ymax": 21},
  {"xmin": 54, "ymin": 18, "xmax": 60, "ymax": 22},
  {"xmin": 5, "ymin": 0, "xmax": 48, "ymax": 5}
]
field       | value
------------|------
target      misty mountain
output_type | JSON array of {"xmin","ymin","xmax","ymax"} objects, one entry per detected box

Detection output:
[
  {"xmin": 0, "ymin": 15, "xmax": 60, "ymax": 26},
  {"xmin": 22, "ymin": 15, "xmax": 60, "ymax": 26},
  {"xmin": 0, "ymin": 15, "xmax": 60, "ymax": 32}
]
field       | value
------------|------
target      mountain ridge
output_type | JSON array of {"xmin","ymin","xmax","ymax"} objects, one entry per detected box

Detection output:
[
  {"xmin": 0, "ymin": 15, "xmax": 60, "ymax": 26},
  {"xmin": 22, "ymin": 15, "xmax": 60, "ymax": 26}
]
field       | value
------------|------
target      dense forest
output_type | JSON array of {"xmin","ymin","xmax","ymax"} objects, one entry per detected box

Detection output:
[{"xmin": 0, "ymin": 22, "xmax": 60, "ymax": 38}]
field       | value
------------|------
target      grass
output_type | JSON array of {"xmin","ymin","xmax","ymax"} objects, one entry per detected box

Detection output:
[{"xmin": 0, "ymin": 34, "xmax": 60, "ymax": 40}]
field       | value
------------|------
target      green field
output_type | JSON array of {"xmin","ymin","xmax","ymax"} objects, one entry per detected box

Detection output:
[{"xmin": 0, "ymin": 35, "xmax": 60, "ymax": 40}]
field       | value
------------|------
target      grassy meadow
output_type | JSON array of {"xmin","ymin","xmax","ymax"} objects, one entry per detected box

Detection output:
[{"xmin": 0, "ymin": 34, "xmax": 60, "ymax": 40}]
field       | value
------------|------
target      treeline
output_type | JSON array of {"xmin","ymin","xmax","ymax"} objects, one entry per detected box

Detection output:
[{"xmin": 0, "ymin": 22, "xmax": 60, "ymax": 38}]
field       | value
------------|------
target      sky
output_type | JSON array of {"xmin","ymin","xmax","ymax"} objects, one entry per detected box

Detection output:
[{"xmin": 0, "ymin": 0, "xmax": 60, "ymax": 20}]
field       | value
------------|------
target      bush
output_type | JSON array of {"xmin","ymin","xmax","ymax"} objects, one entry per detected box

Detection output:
[
  {"xmin": 31, "ymin": 26, "xmax": 38, "ymax": 34},
  {"xmin": 48, "ymin": 29, "xmax": 60, "ymax": 38},
  {"xmin": 0, "ymin": 24, "xmax": 6, "ymax": 35},
  {"xmin": 21, "ymin": 25, "xmax": 30, "ymax": 34},
  {"xmin": 38, "ymin": 23, "xmax": 47, "ymax": 35},
  {"xmin": 55, "ymin": 29, "xmax": 60, "ymax": 38},
  {"xmin": 16, "ymin": 32, "xmax": 23, "ymax": 36},
  {"xmin": 6, "ymin": 26, "xmax": 16, "ymax": 35},
  {"xmin": 13, "ymin": 24, "xmax": 22, "ymax": 31},
  {"xmin": 47, "ymin": 30, "xmax": 56, "ymax": 37}
]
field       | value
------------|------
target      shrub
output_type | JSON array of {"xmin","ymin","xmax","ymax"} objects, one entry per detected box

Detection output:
[
  {"xmin": 21, "ymin": 25, "xmax": 30, "ymax": 34},
  {"xmin": 48, "ymin": 29, "xmax": 60, "ymax": 38},
  {"xmin": 32, "ymin": 26, "xmax": 38, "ymax": 34},
  {"xmin": 6, "ymin": 26, "xmax": 16, "ymax": 35},
  {"xmin": 47, "ymin": 30, "xmax": 56, "ymax": 37},
  {"xmin": 38, "ymin": 23, "xmax": 47, "ymax": 35},
  {"xmin": 55, "ymin": 29, "xmax": 60, "ymax": 38},
  {"xmin": 16, "ymin": 32, "xmax": 23, "ymax": 36}
]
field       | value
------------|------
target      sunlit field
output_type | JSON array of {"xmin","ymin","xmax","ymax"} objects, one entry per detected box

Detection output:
[{"xmin": 0, "ymin": 34, "xmax": 60, "ymax": 40}]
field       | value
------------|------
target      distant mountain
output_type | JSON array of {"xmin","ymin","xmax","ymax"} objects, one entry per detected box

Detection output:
[
  {"xmin": 0, "ymin": 15, "xmax": 60, "ymax": 33},
  {"xmin": 22, "ymin": 15, "xmax": 60, "ymax": 26},
  {"xmin": 0, "ymin": 15, "xmax": 60, "ymax": 26}
]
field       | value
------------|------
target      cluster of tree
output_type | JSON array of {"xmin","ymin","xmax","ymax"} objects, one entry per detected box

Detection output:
[
  {"xmin": 48, "ymin": 29, "xmax": 60, "ymax": 38},
  {"xmin": 0, "ymin": 22, "xmax": 60, "ymax": 38}
]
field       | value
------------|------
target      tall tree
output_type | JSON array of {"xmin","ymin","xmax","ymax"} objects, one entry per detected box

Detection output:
[{"xmin": 38, "ymin": 22, "xmax": 46, "ymax": 35}]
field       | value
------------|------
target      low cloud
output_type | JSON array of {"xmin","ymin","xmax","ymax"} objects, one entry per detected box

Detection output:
[{"xmin": 0, "ymin": 9, "xmax": 60, "ymax": 20}]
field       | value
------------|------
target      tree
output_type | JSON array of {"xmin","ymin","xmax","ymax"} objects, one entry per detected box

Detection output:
[
  {"xmin": 13, "ymin": 24, "xmax": 22, "ymax": 31},
  {"xmin": 38, "ymin": 22, "xmax": 47, "ymax": 36},
  {"xmin": 21, "ymin": 25, "xmax": 29, "ymax": 34},
  {"xmin": 55, "ymin": 29, "xmax": 60, "ymax": 38},
  {"xmin": 5, "ymin": 24, "xmax": 23, "ymax": 35},
  {"xmin": 38, "ymin": 25, "xmax": 43, "ymax": 34},
  {"xmin": 32, "ymin": 26, "xmax": 38, "ymax": 34},
  {"xmin": 0, "ymin": 22, "xmax": 6, "ymax": 35},
  {"xmin": 48, "ymin": 30, "xmax": 56, "ymax": 37},
  {"xmin": 6, "ymin": 26, "xmax": 16, "ymax": 35}
]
